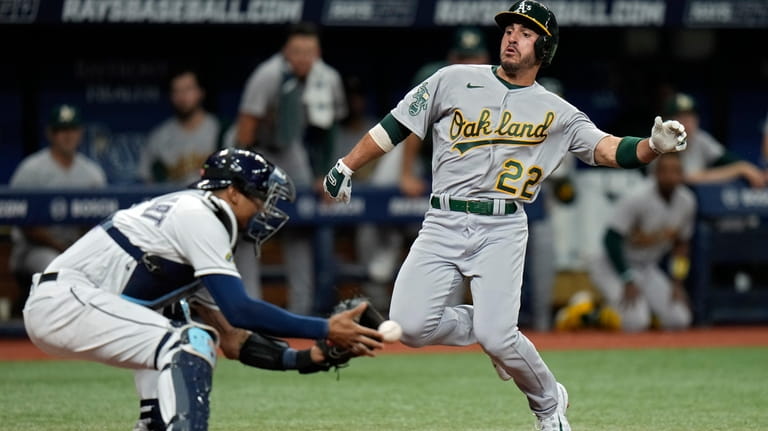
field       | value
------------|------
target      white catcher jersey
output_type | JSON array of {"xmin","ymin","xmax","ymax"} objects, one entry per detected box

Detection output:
[
  {"xmin": 391, "ymin": 64, "xmax": 609, "ymax": 203},
  {"xmin": 45, "ymin": 190, "xmax": 239, "ymax": 306}
]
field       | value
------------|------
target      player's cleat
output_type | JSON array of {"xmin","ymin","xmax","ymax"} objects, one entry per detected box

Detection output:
[{"xmin": 535, "ymin": 382, "xmax": 571, "ymax": 431}]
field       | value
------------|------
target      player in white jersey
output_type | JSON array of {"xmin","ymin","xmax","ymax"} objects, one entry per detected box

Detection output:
[
  {"xmin": 323, "ymin": 1, "xmax": 688, "ymax": 429},
  {"xmin": 23, "ymin": 149, "xmax": 383, "ymax": 431},
  {"xmin": 588, "ymin": 152, "xmax": 695, "ymax": 332}
]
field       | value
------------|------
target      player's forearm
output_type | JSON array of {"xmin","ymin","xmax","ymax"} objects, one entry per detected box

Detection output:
[
  {"xmin": 342, "ymin": 133, "xmax": 387, "ymax": 172},
  {"xmin": 192, "ymin": 304, "xmax": 250, "ymax": 359},
  {"xmin": 201, "ymin": 274, "xmax": 328, "ymax": 339},
  {"xmin": 604, "ymin": 228, "xmax": 632, "ymax": 282},
  {"xmin": 192, "ymin": 302, "xmax": 324, "ymax": 370},
  {"xmin": 594, "ymin": 136, "xmax": 657, "ymax": 168},
  {"xmin": 685, "ymin": 162, "xmax": 759, "ymax": 184},
  {"xmin": 343, "ymin": 113, "xmax": 412, "ymax": 172}
]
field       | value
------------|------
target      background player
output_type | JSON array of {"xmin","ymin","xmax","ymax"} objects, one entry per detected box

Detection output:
[
  {"xmin": 231, "ymin": 21, "xmax": 348, "ymax": 313},
  {"xmin": 139, "ymin": 67, "xmax": 223, "ymax": 186},
  {"xmin": 588, "ymin": 152, "xmax": 695, "ymax": 332},
  {"xmin": 23, "ymin": 149, "xmax": 382, "ymax": 431},
  {"xmin": 323, "ymin": 1, "xmax": 688, "ymax": 429},
  {"xmin": 662, "ymin": 92, "xmax": 767, "ymax": 188},
  {"xmin": 8, "ymin": 103, "xmax": 107, "ymax": 317}
]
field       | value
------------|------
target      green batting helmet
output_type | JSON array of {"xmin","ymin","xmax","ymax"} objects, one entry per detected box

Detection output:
[{"xmin": 495, "ymin": 0, "xmax": 559, "ymax": 67}]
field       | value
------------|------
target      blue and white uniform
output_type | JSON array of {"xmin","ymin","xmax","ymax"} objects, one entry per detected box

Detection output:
[
  {"xmin": 25, "ymin": 189, "xmax": 327, "ymax": 366},
  {"xmin": 23, "ymin": 187, "xmax": 325, "ymax": 430}
]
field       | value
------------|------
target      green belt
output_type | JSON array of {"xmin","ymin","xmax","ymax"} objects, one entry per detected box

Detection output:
[{"xmin": 430, "ymin": 196, "xmax": 517, "ymax": 216}]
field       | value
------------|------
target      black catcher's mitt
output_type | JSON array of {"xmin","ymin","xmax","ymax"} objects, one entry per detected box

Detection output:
[
  {"xmin": 334, "ymin": 296, "xmax": 387, "ymax": 329},
  {"xmin": 303, "ymin": 297, "xmax": 386, "ymax": 374}
]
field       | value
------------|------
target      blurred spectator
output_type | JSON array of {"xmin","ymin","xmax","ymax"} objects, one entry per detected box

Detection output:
[
  {"xmin": 409, "ymin": 26, "xmax": 492, "ymax": 178},
  {"xmin": 233, "ymin": 21, "xmax": 347, "ymax": 314},
  {"xmin": 334, "ymin": 75, "xmax": 378, "ymax": 178},
  {"xmin": 663, "ymin": 92, "xmax": 767, "ymax": 188},
  {"xmin": 577, "ymin": 152, "xmax": 695, "ymax": 332},
  {"xmin": 139, "ymin": 67, "xmax": 223, "ymax": 186},
  {"xmin": 8, "ymin": 104, "xmax": 107, "ymax": 316},
  {"xmin": 411, "ymin": 26, "xmax": 492, "ymax": 87},
  {"xmin": 333, "ymin": 76, "xmax": 392, "ymax": 309}
]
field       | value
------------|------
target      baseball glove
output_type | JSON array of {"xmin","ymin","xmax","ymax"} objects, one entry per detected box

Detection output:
[
  {"xmin": 302, "ymin": 297, "xmax": 386, "ymax": 375},
  {"xmin": 334, "ymin": 296, "xmax": 387, "ymax": 329}
]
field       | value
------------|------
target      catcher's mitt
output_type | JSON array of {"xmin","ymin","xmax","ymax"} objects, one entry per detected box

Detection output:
[
  {"xmin": 335, "ymin": 296, "xmax": 387, "ymax": 329},
  {"xmin": 302, "ymin": 297, "xmax": 386, "ymax": 376},
  {"xmin": 297, "ymin": 339, "xmax": 354, "ymax": 375}
]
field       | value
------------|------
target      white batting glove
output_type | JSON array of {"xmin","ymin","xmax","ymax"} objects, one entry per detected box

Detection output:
[
  {"xmin": 324, "ymin": 159, "xmax": 354, "ymax": 204},
  {"xmin": 649, "ymin": 116, "xmax": 687, "ymax": 154}
]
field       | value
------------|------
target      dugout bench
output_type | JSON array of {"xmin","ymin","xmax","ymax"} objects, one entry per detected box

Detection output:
[{"xmin": 689, "ymin": 183, "xmax": 768, "ymax": 325}]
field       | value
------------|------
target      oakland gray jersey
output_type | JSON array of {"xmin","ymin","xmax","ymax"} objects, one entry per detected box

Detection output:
[
  {"xmin": 390, "ymin": 64, "xmax": 608, "ymax": 203},
  {"xmin": 607, "ymin": 181, "xmax": 697, "ymax": 265},
  {"xmin": 9, "ymin": 149, "xmax": 107, "ymax": 268},
  {"xmin": 677, "ymin": 129, "xmax": 725, "ymax": 175},
  {"xmin": 139, "ymin": 114, "xmax": 220, "ymax": 185}
]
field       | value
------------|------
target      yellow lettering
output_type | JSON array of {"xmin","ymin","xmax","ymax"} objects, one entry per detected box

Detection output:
[
  {"xmin": 449, "ymin": 110, "xmax": 466, "ymax": 140},
  {"xmin": 477, "ymin": 109, "xmax": 493, "ymax": 135},
  {"xmin": 496, "ymin": 111, "xmax": 513, "ymax": 135},
  {"xmin": 532, "ymin": 112, "xmax": 554, "ymax": 138},
  {"xmin": 449, "ymin": 108, "xmax": 555, "ymax": 151},
  {"xmin": 519, "ymin": 123, "xmax": 534, "ymax": 137}
]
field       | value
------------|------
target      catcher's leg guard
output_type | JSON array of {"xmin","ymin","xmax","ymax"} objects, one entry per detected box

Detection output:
[{"xmin": 156, "ymin": 324, "xmax": 219, "ymax": 431}]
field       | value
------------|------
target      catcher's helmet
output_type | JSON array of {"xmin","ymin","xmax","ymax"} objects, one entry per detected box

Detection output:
[
  {"xmin": 193, "ymin": 148, "xmax": 296, "ymax": 253},
  {"xmin": 495, "ymin": 0, "xmax": 559, "ymax": 67}
]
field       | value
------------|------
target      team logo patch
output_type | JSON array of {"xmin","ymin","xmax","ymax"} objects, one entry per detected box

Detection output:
[{"xmin": 408, "ymin": 83, "xmax": 430, "ymax": 116}]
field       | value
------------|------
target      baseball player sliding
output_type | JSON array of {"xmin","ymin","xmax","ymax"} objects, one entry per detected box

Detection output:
[
  {"xmin": 23, "ymin": 149, "xmax": 384, "ymax": 431},
  {"xmin": 324, "ymin": 1, "xmax": 688, "ymax": 429}
]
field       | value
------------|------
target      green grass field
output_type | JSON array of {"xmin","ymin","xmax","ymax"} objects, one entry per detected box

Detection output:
[{"xmin": 2, "ymin": 347, "xmax": 766, "ymax": 430}]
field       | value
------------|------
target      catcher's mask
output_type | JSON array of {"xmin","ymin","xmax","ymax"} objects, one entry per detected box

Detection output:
[
  {"xmin": 495, "ymin": 0, "xmax": 559, "ymax": 67},
  {"xmin": 193, "ymin": 148, "xmax": 296, "ymax": 255}
]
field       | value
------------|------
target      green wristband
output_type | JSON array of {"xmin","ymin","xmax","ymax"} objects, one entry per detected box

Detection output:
[{"xmin": 616, "ymin": 136, "xmax": 646, "ymax": 169}]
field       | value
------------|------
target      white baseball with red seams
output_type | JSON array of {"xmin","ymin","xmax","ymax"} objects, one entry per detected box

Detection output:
[{"xmin": 377, "ymin": 320, "xmax": 402, "ymax": 343}]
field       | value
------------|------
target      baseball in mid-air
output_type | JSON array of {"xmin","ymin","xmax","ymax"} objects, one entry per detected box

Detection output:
[{"xmin": 377, "ymin": 320, "xmax": 402, "ymax": 343}]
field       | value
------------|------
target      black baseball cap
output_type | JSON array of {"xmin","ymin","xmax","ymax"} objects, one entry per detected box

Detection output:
[{"xmin": 48, "ymin": 104, "xmax": 82, "ymax": 129}]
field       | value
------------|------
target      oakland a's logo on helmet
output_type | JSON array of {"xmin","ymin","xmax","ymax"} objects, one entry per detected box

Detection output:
[{"xmin": 514, "ymin": 1, "xmax": 532, "ymax": 13}]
